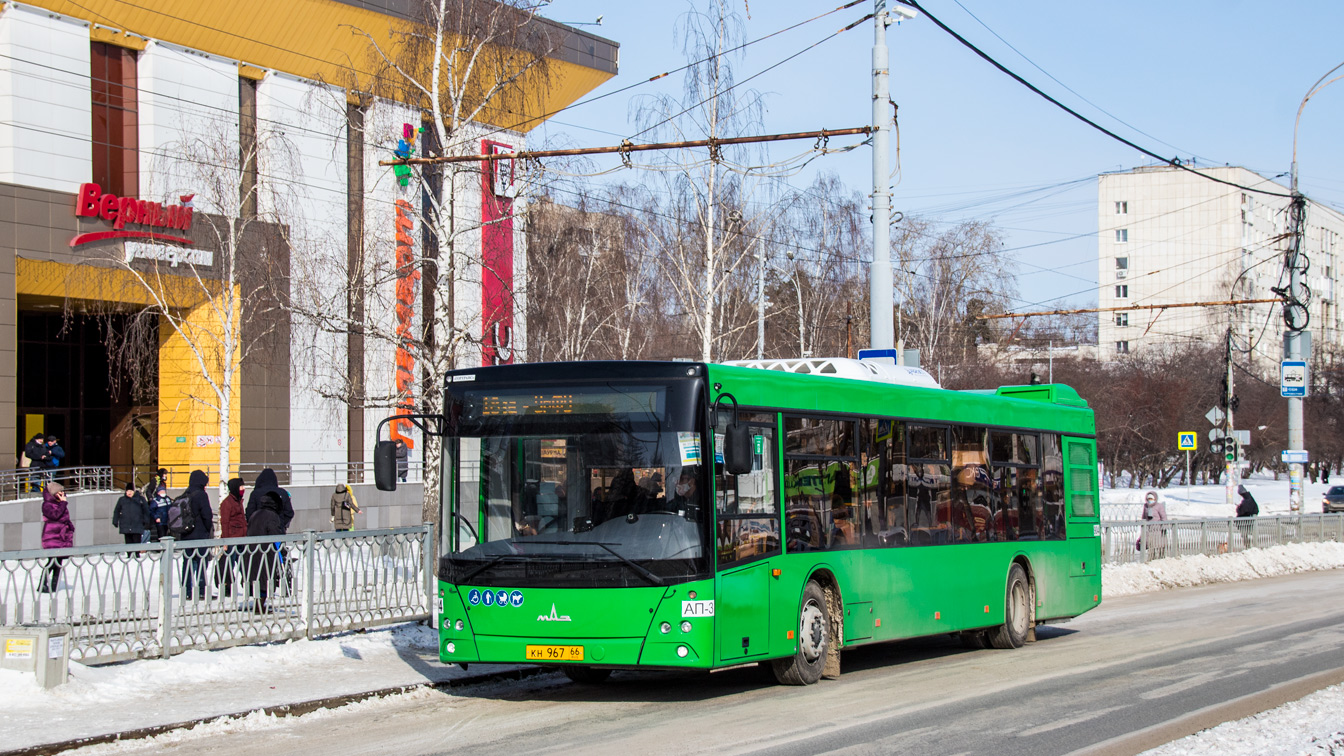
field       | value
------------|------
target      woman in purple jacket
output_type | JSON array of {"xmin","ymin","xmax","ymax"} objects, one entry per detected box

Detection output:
[{"xmin": 39, "ymin": 482, "xmax": 73, "ymax": 592}]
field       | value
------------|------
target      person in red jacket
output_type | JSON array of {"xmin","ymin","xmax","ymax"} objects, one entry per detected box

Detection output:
[{"xmin": 215, "ymin": 477, "xmax": 248, "ymax": 598}]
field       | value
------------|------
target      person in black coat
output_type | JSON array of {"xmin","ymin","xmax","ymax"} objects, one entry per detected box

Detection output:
[
  {"xmin": 179, "ymin": 470, "xmax": 215, "ymax": 599},
  {"xmin": 1235, "ymin": 484, "xmax": 1259, "ymax": 548},
  {"xmin": 245, "ymin": 468, "xmax": 293, "ymax": 533},
  {"xmin": 111, "ymin": 482, "xmax": 151, "ymax": 546},
  {"xmin": 245, "ymin": 489, "xmax": 287, "ymax": 613}
]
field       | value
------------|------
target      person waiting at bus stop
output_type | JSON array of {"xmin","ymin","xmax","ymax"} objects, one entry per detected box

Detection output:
[
  {"xmin": 216, "ymin": 477, "xmax": 248, "ymax": 598},
  {"xmin": 178, "ymin": 470, "xmax": 215, "ymax": 599},
  {"xmin": 111, "ymin": 482, "xmax": 151, "ymax": 547}
]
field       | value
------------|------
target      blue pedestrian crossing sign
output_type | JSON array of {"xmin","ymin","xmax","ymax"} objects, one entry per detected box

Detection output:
[{"xmin": 1177, "ymin": 432, "xmax": 1197, "ymax": 451}]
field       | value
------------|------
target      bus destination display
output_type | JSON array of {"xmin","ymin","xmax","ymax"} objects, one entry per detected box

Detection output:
[{"xmin": 469, "ymin": 389, "xmax": 661, "ymax": 418}]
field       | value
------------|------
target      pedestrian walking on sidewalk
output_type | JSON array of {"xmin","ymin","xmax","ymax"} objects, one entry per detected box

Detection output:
[
  {"xmin": 215, "ymin": 477, "xmax": 247, "ymax": 597},
  {"xmin": 1139, "ymin": 491, "xmax": 1168, "ymax": 559},
  {"xmin": 330, "ymin": 484, "xmax": 361, "ymax": 532},
  {"xmin": 1236, "ymin": 485, "xmax": 1259, "ymax": 549},
  {"xmin": 39, "ymin": 482, "xmax": 73, "ymax": 592},
  {"xmin": 112, "ymin": 482, "xmax": 151, "ymax": 547}
]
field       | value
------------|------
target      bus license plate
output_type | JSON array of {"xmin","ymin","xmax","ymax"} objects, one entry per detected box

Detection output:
[{"xmin": 525, "ymin": 644, "xmax": 584, "ymax": 661}]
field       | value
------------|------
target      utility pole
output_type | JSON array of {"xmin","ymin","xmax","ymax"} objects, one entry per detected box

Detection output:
[
  {"xmin": 869, "ymin": 0, "xmax": 896, "ymax": 350},
  {"xmin": 756, "ymin": 239, "xmax": 766, "ymax": 360},
  {"xmin": 1224, "ymin": 325, "xmax": 1238, "ymax": 509},
  {"xmin": 1286, "ymin": 166, "xmax": 1307, "ymax": 512}
]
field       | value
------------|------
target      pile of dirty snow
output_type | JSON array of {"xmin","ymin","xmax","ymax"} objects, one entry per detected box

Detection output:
[{"xmin": 1104, "ymin": 541, "xmax": 1344, "ymax": 597}]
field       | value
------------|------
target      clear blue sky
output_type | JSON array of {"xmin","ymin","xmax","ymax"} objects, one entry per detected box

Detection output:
[{"xmin": 535, "ymin": 0, "xmax": 1344, "ymax": 310}]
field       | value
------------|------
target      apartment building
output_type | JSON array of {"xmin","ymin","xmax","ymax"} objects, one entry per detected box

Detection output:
[{"xmin": 1097, "ymin": 165, "xmax": 1344, "ymax": 362}]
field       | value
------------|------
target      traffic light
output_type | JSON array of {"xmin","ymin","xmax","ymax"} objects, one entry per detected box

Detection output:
[{"xmin": 1222, "ymin": 436, "xmax": 1237, "ymax": 462}]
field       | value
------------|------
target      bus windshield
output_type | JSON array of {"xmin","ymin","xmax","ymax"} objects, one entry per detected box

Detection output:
[{"xmin": 443, "ymin": 380, "xmax": 711, "ymax": 588}]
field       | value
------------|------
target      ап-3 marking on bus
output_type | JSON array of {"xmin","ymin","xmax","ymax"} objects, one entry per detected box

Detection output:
[{"xmin": 682, "ymin": 600, "xmax": 715, "ymax": 618}]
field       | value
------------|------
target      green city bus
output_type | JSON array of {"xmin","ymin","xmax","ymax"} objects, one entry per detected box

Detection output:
[{"xmin": 376, "ymin": 358, "xmax": 1102, "ymax": 685}]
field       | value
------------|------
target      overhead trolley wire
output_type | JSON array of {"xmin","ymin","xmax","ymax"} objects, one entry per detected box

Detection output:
[{"xmin": 902, "ymin": 0, "xmax": 1294, "ymax": 199}]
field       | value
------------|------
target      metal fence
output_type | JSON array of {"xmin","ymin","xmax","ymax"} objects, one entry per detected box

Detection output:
[
  {"xmin": 0, "ymin": 525, "xmax": 434, "ymax": 664},
  {"xmin": 0, "ymin": 466, "xmax": 114, "ymax": 502},
  {"xmin": 1102, "ymin": 513, "xmax": 1344, "ymax": 565}
]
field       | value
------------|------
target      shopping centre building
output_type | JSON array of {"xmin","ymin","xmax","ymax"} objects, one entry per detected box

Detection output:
[{"xmin": 0, "ymin": 0, "xmax": 617, "ymax": 476}]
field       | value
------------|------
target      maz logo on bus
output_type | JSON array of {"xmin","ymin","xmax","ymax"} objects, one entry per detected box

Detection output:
[{"xmin": 537, "ymin": 604, "xmax": 572, "ymax": 622}]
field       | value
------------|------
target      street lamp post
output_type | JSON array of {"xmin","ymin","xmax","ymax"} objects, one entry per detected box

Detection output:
[{"xmin": 1287, "ymin": 60, "xmax": 1344, "ymax": 512}]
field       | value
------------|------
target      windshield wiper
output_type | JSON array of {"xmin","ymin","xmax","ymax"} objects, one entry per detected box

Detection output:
[
  {"xmin": 521, "ymin": 540, "xmax": 664, "ymax": 586},
  {"xmin": 458, "ymin": 555, "xmax": 507, "ymax": 584}
]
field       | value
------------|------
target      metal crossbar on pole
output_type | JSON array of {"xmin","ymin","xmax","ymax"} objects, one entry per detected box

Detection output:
[
  {"xmin": 378, "ymin": 126, "xmax": 874, "ymax": 166},
  {"xmin": 973, "ymin": 298, "xmax": 1282, "ymax": 321}
]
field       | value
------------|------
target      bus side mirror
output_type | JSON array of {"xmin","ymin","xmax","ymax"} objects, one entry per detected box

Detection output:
[
  {"xmin": 723, "ymin": 424, "xmax": 753, "ymax": 476},
  {"xmin": 374, "ymin": 441, "xmax": 398, "ymax": 491}
]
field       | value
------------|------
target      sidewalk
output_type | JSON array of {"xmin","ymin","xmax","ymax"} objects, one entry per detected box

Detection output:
[{"xmin": 0, "ymin": 623, "xmax": 529, "ymax": 753}]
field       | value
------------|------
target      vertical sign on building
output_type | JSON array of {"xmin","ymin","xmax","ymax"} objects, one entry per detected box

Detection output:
[
  {"xmin": 391, "ymin": 197, "xmax": 419, "ymax": 449},
  {"xmin": 481, "ymin": 141, "xmax": 516, "ymax": 366}
]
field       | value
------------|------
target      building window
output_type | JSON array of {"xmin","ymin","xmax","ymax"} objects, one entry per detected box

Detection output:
[
  {"xmin": 1115, "ymin": 257, "xmax": 1128, "ymax": 270},
  {"xmin": 1115, "ymin": 229, "xmax": 1128, "ymax": 243},
  {"xmin": 1115, "ymin": 313, "xmax": 1129, "ymax": 327},
  {"xmin": 1115, "ymin": 285, "xmax": 1128, "ymax": 298},
  {"xmin": 1115, "ymin": 201, "xmax": 1128, "ymax": 214},
  {"xmin": 1116, "ymin": 341, "xmax": 1130, "ymax": 354},
  {"xmin": 91, "ymin": 42, "xmax": 139, "ymax": 197}
]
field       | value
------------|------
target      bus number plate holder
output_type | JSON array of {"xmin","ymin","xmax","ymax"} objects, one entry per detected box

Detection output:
[{"xmin": 526, "ymin": 644, "xmax": 584, "ymax": 661}]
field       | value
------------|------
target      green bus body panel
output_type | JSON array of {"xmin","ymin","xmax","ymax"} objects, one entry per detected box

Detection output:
[{"xmin": 437, "ymin": 362, "xmax": 1102, "ymax": 672}]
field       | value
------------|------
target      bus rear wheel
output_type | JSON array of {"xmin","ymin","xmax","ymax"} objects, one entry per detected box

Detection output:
[
  {"xmin": 989, "ymin": 563, "xmax": 1031, "ymax": 649},
  {"xmin": 772, "ymin": 580, "xmax": 828, "ymax": 685},
  {"xmin": 562, "ymin": 666, "xmax": 612, "ymax": 684}
]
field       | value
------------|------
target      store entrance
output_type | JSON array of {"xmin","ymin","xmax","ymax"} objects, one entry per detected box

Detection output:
[{"xmin": 16, "ymin": 308, "xmax": 157, "ymax": 475}]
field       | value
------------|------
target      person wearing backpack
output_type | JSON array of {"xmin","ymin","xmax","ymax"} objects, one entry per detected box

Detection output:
[{"xmin": 176, "ymin": 470, "xmax": 214, "ymax": 599}]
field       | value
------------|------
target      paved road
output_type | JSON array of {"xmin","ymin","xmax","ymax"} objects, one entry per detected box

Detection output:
[{"xmin": 92, "ymin": 571, "xmax": 1344, "ymax": 755}]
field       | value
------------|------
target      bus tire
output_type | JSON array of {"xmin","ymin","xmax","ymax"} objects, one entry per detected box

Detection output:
[
  {"xmin": 772, "ymin": 580, "xmax": 828, "ymax": 685},
  {"xmin": 989, "ymin": 564, "xmax": 1030, "ymax": 649},
  {"xmin": 562, "ymin": 666, "xmax": 612, "ymax": 684}
]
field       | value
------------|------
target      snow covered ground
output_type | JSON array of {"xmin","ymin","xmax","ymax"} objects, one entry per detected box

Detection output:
[
  {"xmin": 1102, "ymin": 472, "xmax": 1339, "ymax": 520},
  {"xmin": 1104, "ymin": 541, "xmax": 1344, "ymax": 597},
  {"xmin": 1141, "ymin": 682, "xmax": 1344, "ymax": 755},
  {"xmin": 3, "ymin": 544, "xmax": 1343, "ymax": 753},
  {"xmin": 0, "ymin": 622, "xmax": 523, "ymax": 751}
]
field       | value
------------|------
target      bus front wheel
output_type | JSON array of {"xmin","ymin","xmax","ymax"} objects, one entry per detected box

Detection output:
[
  {"xmin": 989, "ymin": 563, "xmax": 1031, "ymax": 649},
  {"xmin": 772, "ymin": 580, "xmax": 828, "ymax": 685},
  {"xmin": 562, "ymin": 666, "xmax": 612, "ymax": 684}
]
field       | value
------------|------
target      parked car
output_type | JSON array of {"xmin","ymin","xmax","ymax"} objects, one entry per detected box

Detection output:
[{"xmin": 1323, "ymin": 486, "xmax": 1344, "ymax": 513}]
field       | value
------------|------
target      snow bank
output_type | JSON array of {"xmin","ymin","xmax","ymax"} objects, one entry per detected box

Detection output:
[
  {"xmin": 1104, "ymin": 541, "xmax": 1344, "ymax": 597},
  {"xmin": 1141, "ymin": 682, "xmax": 1344, "ymax": 755},
  {"xmin": 0, "ymin": 622, "xmax": 439, "ymax": 711}
]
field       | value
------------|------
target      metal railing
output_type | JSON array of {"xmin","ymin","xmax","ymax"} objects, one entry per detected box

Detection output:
[
  {"xmin": 0, "ymin": 462, "xmax": 428, "ymax": 503},
  {"xmin": 0, "ymin": 525, "xmax": 434, "ymax": 664},
  {"xmin": 1101, "ymin": 513, "xmax": 1344, "ymax": 565},
  {"xmin": 0, "ymin": 466, "xmax": 114, "ymax": 502}
]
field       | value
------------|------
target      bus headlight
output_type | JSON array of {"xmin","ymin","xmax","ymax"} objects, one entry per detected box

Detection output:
[
  {"xmin": 676, "ymin": 645, "xmax": 689, "ymax": 658},
  {"xmin": 680, "ymin": 621, "xmax": 692, "ymax": 633},
  {"xmin": 442, "ymin": 617, "xmax": 451, "ymax": 629},
  {"xmin": 660, "ymin": 622, "xmax": 671, "ymax": 634},
  {"xmin": 455, "ymin": 620, "xmax": 464, "ymax": 631},
  {"xmin": 446, "ymin": 642, "xmax": 456, "ymax": 654}
]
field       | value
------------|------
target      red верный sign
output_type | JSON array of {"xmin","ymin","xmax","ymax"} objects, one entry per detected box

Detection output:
[{"xmin": 71, "ymin": 182, "xmax": 195, "ymax": 246}]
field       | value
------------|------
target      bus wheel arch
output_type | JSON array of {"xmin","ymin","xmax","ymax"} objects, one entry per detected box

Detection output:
[
  {"xmin": 989, "ymin": 561, "xmax": 1032, "ymax": 649},
  {"xmin": 771, "ymin": 570, "xmax": 842, "ymax": 685}
]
